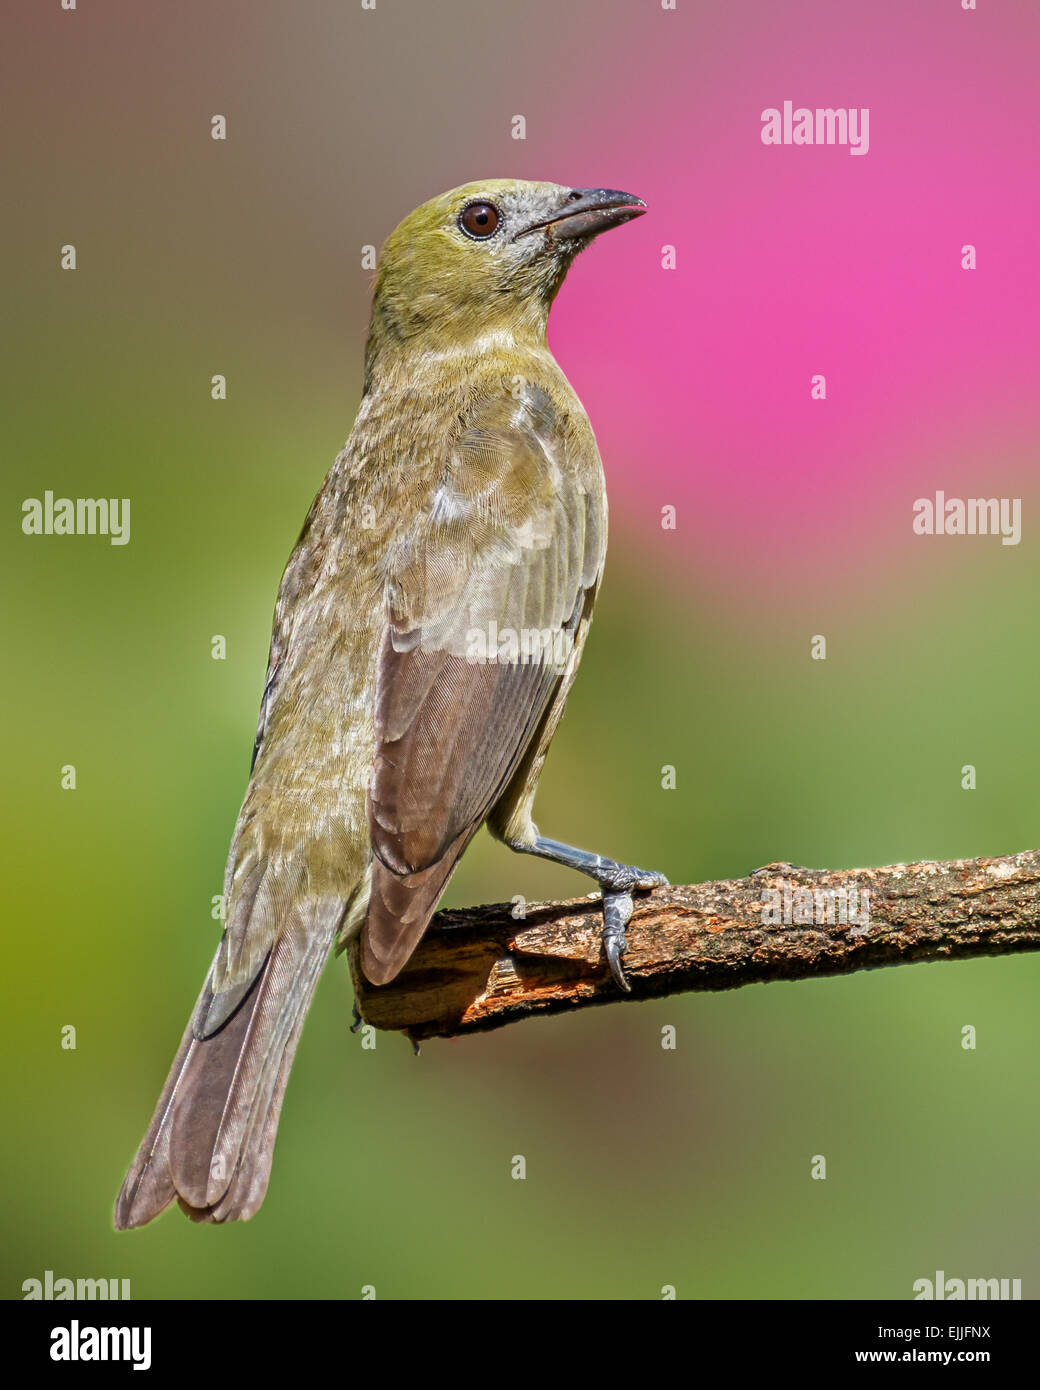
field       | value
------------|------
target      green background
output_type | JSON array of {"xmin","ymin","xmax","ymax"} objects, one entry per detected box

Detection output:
[{"xmin": 4, "ymin": 1, "xmax": 1038, "ymax": 1299}]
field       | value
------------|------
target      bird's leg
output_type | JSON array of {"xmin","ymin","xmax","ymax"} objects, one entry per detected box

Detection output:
[{"xmin": 507, "ymin": 835, "xmax": 668, "ymax": 992}]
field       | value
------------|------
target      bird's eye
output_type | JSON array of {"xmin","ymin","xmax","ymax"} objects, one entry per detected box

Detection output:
[{"xmin": 458, "ymin": 202, "xmax": 501, "ymax": 240}]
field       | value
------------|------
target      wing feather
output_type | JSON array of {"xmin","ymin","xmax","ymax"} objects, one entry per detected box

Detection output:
[{"xmin": 360, "ymin": 382, "xmax": 605, "ymax": 984}]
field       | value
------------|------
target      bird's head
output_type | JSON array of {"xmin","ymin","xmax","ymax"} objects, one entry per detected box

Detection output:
[{"xmin": 365, "ymin": 179, "xmax": 646, "ymax": 374}]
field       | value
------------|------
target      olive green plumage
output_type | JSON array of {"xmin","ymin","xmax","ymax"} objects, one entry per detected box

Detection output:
[{"xmin": 115, "ymin": 179, "xmax": 645, "ymax": 1227}]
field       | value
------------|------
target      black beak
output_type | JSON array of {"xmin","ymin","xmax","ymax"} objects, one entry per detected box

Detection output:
[{"xmin": 517, "ymin": 188, "xmax": 647, "ymax": 242}]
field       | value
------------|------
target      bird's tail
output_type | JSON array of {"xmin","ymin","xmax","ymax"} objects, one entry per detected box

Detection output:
[{"xmin": 114, "ymin": 897, "xmax": 342, "ymax": 1228}]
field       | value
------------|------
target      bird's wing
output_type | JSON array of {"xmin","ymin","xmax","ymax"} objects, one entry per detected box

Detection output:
[{"xmin": 360, "ymin": 382, "xmax": 605, "ymax": 984}]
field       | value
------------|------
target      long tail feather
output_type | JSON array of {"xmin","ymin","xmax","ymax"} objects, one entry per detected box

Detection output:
[{"xmin": 114, "ymin": 897, "xmax": 341, "ymax": 1228}]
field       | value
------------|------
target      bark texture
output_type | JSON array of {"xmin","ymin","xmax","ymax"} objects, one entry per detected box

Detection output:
[{"xmin": 351, "ymin": 850, "xmax": 1040, "ymax": 1041}]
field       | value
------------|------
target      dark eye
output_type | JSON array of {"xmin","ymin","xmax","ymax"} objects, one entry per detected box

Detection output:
[{"xmin": 458, "ymin": 202, "xmax": 501, "ymax": 239}]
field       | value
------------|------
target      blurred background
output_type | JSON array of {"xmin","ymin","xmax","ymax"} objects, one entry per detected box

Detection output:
[{"xmin": 3, "ymin": 0, "xmax": 1038, "ymax": 1299}]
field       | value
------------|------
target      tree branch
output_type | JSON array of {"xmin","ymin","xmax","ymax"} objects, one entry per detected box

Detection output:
[{"xmin": 351, "ymin": 849, "xmax": 1040, "ymax": 1041}]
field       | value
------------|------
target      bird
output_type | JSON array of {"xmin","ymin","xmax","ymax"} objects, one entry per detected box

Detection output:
[{"xmin": 114, "ymin": 179, "xmax": 667, "ymax": 1229}]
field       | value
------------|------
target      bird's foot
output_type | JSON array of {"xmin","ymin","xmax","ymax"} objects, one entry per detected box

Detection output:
[
  {"xmin": 350, "ymin": 999, "xmax": 363, "ymax": 1034},
  {"xmin": 507, "ymin": 833, "xmax": 667, "ymax": 993},
  {"xmin": 597, "ymin": 862, "xmax": 670, "ymax": 895},
  {"xmin": 598, "ymin": 864, "xmax": 668, "ymax": 991},
  {"xmin": 603, "ymin": 890, "xmax": 634, "ymax": 991}
]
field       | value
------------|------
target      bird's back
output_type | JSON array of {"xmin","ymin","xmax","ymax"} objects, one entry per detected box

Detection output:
[{"xmin": 232, "ymin": 342, "xmax": 606, "ymax": 958}]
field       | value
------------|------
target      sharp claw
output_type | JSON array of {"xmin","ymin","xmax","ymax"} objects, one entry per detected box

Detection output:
[
  {"xmin": 606, "ymin": 934, "xmax": 632, "ymax": 992},
  {"xmin": 603, "ymin": 890, "xmax": 634, "ymax": 992},
  {"xmin": 350, "ymin": 1000, "xmax": 363, "ymax": 1034}
]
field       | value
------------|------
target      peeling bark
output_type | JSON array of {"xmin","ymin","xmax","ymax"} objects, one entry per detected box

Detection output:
[{"xmin": 351, "ymin": 850, "xmax": 1040, "ymax": 1041}]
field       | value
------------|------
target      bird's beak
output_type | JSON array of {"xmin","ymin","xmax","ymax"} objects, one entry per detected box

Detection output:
[{"xmin": 516, "ymin": 188, "xmax": 647, "ymax": 242}]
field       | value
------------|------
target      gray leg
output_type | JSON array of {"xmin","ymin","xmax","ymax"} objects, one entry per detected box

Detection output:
[{"xmin": 508, "ymin": 835, "xmax": 668, "ymax": 991}]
